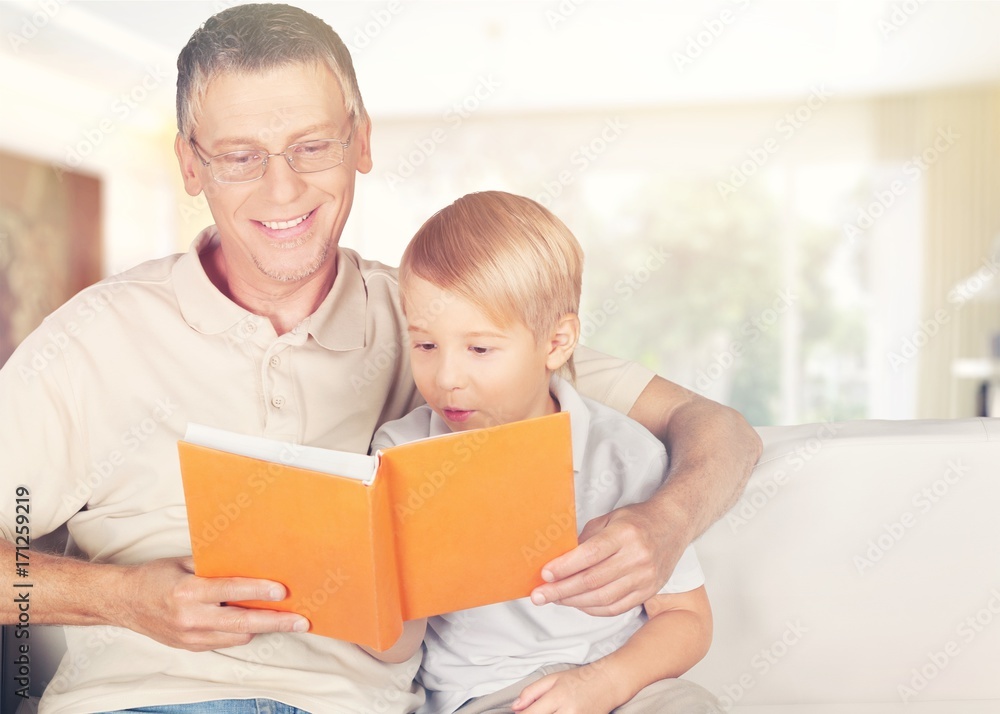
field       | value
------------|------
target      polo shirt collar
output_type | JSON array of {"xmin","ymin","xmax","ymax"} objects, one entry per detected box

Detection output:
[
  {"xmin": 174, "ymin": 227, "xmax": 248, "ymax": 334},
  {"xmin": 173, "ymin": 226, "xmax": 366, "ymax": 350},
  {"xmin": 425, "ymin": 374, "xmax": 588, "ymax": 472},
  {"xmin": 302, "ymin": 248, "xmax": 367, "ymax": 351}
]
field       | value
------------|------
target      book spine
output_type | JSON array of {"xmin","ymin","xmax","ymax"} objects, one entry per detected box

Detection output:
[{"xmin": 368, "ymin": 471, "xmax": 405, "ymax": 650}]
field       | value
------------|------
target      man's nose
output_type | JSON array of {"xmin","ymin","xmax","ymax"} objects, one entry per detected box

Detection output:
[{"xmin": 258, "ymin": 153, "xmax": 307, "ymax": 202}]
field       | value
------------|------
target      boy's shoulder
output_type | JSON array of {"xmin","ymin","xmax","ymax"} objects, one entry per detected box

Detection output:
[
  {"xmin": 557, "ymin": 379, "xmax": 668, "ymax": 510},
  {"xmin": 561, "ymin": 379, "xmax": 665, "ymax": 461},
  {"xmin": 372, "ymin": 404, "xmax": 436, "ymax": 452}
]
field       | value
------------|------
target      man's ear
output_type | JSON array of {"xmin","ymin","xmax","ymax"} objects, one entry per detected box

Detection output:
[
  {"xmin": 354, "ymin": 112, "xmax": 373, "ymax": 175},
  {"xmin": 545, "ymin": 313, "xmax": 581, "ymax": 372},
  {"xmin": 175, "ymin": 133, "xmax": 205, "ymax": 197}
]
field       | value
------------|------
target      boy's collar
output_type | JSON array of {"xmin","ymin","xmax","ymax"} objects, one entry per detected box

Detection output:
[{"xmin": 549, "ymin": 375, "xmax": 588, "ymax": 473}]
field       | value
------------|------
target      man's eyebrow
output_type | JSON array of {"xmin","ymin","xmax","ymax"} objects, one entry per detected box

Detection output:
[
  {"xmin": 291, "ymin": 124, "xmax": 349, "ymax": 141},
  {"xmin": 205, "ymin": 136, "xmax": 266, "ymax": 152},
  {"xmin": 207, "ymin": 124, "xmax": 347, "ymax": 151}
]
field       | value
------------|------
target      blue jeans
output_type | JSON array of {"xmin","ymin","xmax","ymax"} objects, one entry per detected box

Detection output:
[{"xmin": 103, "ymin": 700, "xmax": 311, "ymax": 714}]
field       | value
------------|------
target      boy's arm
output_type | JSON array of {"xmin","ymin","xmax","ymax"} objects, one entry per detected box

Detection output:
[
  {"xmin": 360, "ymin": 618, "xmax": 427, "ymax": 664},
  {"xmin": 512, "ymin": 586, "xmax": 712, "ymax": 713},
  {"xmin": 534, "ymin": 375, "xmax": 761, "ymax": 615}
]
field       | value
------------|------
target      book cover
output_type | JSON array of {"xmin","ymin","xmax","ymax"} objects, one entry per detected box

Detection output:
[{"xmin": 178, "ymin": 411, "xmax": 577, "ymax": 650}]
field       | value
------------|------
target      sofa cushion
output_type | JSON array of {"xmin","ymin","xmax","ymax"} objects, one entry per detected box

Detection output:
[{"xmin": 687, "ymin": 418, "xmax": 1000, "ymax": 708}]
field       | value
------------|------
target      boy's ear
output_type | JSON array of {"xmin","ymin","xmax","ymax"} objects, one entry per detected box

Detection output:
[{"xmin": 545, "ymin": 313, "xmax": 580, "ymax": 371}]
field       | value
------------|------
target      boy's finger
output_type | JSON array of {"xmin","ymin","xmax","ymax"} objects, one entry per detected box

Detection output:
[{"xmin": 512, "ymin": 675, "xmax": 557, "ymax": 711}]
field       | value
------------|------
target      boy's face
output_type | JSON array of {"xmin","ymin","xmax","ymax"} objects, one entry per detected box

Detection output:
[{"xmin": 404, "ymin": 277, "xmax": 559, "ymax": 432}]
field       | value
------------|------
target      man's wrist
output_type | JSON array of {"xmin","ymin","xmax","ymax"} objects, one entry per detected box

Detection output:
[
  {"xmin": 19, "ymin": 548, "xmax": 129, "ymax": 628},
  {"xmin": 644, "ymin": 480, "xmax": 700, "ymax": 544}
]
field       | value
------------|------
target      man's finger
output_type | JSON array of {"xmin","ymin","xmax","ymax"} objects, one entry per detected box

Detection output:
[
  {"xmin": 531, "ymin": 552, "xmax": 629, "ymax": 606},
  {"xmin": 215, "ymin": 604, "xmax": 310, "ymax": 634},
  {"xmin": 546, "ymin": 580, "xmax": 644, "ymax": 616},
  {"xmin": 532, "ymin": 562, "xmax": 643, "ymax": 612},
  {"xmin": 538, "ymin": 526, "xmax": 619, "ymax": 584},
  {"xmin": 197, "ymin": 577, "xmax": 289, "ymax": 605}
]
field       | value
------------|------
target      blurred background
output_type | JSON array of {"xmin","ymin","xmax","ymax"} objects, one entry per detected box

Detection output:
[{"xmin": 2, "ymin": 0, "xmax": 1000, "ymax": 425}]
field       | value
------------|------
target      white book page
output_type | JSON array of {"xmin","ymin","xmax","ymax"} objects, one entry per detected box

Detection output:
[{"xmin": 183, "ymin": 423, "xmax": 378, "ymax": 484}]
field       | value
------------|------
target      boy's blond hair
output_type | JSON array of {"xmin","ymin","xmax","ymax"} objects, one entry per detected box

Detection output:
[{"xmin": 400, "ymin": 191, "xmax": 583, "ymax": 375}]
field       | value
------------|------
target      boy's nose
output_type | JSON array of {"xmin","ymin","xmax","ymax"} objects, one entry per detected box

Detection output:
[{"xmin": 435, "ymin": 354, "xmax": 467, "ymax": 390}]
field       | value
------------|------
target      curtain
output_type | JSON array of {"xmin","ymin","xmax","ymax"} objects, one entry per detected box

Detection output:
[{"xmin": 876, "ymin": 87, "xmax": 1000, "ymax": 417}]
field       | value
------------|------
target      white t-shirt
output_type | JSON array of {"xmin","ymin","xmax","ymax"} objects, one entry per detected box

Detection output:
[{"xmin": 372, "ymin": 376, "xmax": 705, "ymax": 714}]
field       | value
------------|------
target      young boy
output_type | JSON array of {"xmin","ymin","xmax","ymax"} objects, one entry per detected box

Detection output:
[{"xmin": 368, "ymin": 191, "xmax": 721, "ymax": 714}]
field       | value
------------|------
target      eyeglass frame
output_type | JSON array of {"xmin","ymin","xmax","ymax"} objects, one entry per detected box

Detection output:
[{"xmin": 188, "ymin": 127, "xmax": 355, "ymax": 184}]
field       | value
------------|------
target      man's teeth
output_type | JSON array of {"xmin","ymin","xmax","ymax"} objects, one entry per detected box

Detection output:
[{"xmin": 261, "ymin": 213, "xmax": 309, "ymax": 230}]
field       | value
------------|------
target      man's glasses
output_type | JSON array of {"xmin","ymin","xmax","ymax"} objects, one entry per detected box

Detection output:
[{"xmin": 189, "ymin": 131, "xmax": 354, "ymax": 184}]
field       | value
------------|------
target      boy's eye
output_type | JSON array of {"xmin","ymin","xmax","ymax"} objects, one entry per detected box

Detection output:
[
  {"xmin": 413, "ymin": 342, "xmax": 436, "ymax": 352},
  {"xmin": 469, "ymin": 346, "xmax": 491, "ymax": 355}
]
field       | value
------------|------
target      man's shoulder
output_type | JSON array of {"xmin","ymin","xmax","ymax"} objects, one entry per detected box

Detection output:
[
  {"xmin": 340, "ymin": 247, "xmax": 400, "ymax": 292},
  {"xmin": 372, "ymin": 405, "xmax": 436, "ymax": 451},
  {"xmin": 110, "ymin": 252, "xmax": 185, "ymax": 284},
  {"xmin": 42, "ymin": 252, "xmax": 183, "ymax": 328}
]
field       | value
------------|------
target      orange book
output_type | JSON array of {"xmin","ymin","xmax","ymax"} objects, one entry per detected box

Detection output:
[{"xmin": 177, "ymin": 412, "xmax": 576, "ymax": 651}]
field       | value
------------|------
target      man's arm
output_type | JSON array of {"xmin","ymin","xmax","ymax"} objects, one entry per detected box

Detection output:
[
  {"xmin": 531, "ymin": 375, "xmax": 761, "ymax": 615},
  {"xmin": 0, "ymin": 543, "xmax": 308, "ymax": 650}
]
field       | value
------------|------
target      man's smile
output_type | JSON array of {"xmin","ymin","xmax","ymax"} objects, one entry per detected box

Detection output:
[
  {"xmin": 259, "ymin": 212, "xmax": 311, "ymax": 230},
  {"xmin": 253, "ymin": 208, "xmax": 318, "ymax": 242}
]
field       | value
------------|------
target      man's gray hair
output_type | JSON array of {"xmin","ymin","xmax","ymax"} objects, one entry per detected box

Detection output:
[{"xmin": 176, "ymin": 3, "xmax": 365, "ymax": 139}]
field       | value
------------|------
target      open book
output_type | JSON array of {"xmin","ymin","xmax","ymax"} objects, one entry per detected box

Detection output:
[{"xmin": 177, "ymin": 411, "xmax": 576, "ymax": 650}]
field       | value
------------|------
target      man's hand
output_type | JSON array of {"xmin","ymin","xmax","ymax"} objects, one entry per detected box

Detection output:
[
  {"xmin": 117, "ymin": 556, "xmax": 308, "ymax": 651},
  {"xmin": 530, "ymin": 500, "xmax": 686, "ymax": 616},
  {"xmin": 512, "ymin": 663, "xmax": 623, "ymax": 714}
]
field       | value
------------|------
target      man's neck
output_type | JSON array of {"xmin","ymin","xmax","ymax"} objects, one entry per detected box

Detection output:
[{"xmin": 201, "ymin": 242, "xmax": 337, "ymax": 335}]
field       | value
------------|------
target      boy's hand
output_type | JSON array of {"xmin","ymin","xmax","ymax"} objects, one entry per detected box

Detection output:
[
  {"xmin": 512, "ymin": 663, "xmax": 623, "ymax": 714},
  {"xmin": 530, "ymin": 499, "xmax": 684, "ymax": 615}
]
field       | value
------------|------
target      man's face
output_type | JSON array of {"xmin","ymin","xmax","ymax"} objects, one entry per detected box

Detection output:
[{"xmin": 176, "ymin": 61, "xmax": 371, "ymax": 287}]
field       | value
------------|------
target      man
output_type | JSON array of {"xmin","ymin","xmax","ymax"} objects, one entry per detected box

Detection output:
[{"xmin": 0, "ymin": 4, "xmax": 760, "ymax": 713}]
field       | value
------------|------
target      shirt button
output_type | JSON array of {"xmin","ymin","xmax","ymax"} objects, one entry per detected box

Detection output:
[
  {"xmin": 269, "ymin": 356, "xmax": 281, "ymax": 368},
  {"xmin": 271, "ymin": 396, "xmax": 285, "ymax": 409},
  {"xmin": 240, "ymin": 320, "xmax": 257, "ymax": 336}
]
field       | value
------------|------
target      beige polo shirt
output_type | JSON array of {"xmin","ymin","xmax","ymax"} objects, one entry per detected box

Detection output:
[{"xmin": 0, "ymin": 227, "xmax": 653, "ymax": 714}]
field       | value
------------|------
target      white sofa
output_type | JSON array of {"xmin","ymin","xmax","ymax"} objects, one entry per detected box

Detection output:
[
  {"xmin": 7, "ymin": 418, "xmax": 1000, "ymax": 713},
  {"xmin": 687, "ymin": 417, "xmax": 1000, "ymax": 713}
]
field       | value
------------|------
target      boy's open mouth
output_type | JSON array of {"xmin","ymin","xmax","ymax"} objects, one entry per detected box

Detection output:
[{"xmin": 443, "ymin": 408, "xmax": 474, "ymax": 422}]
